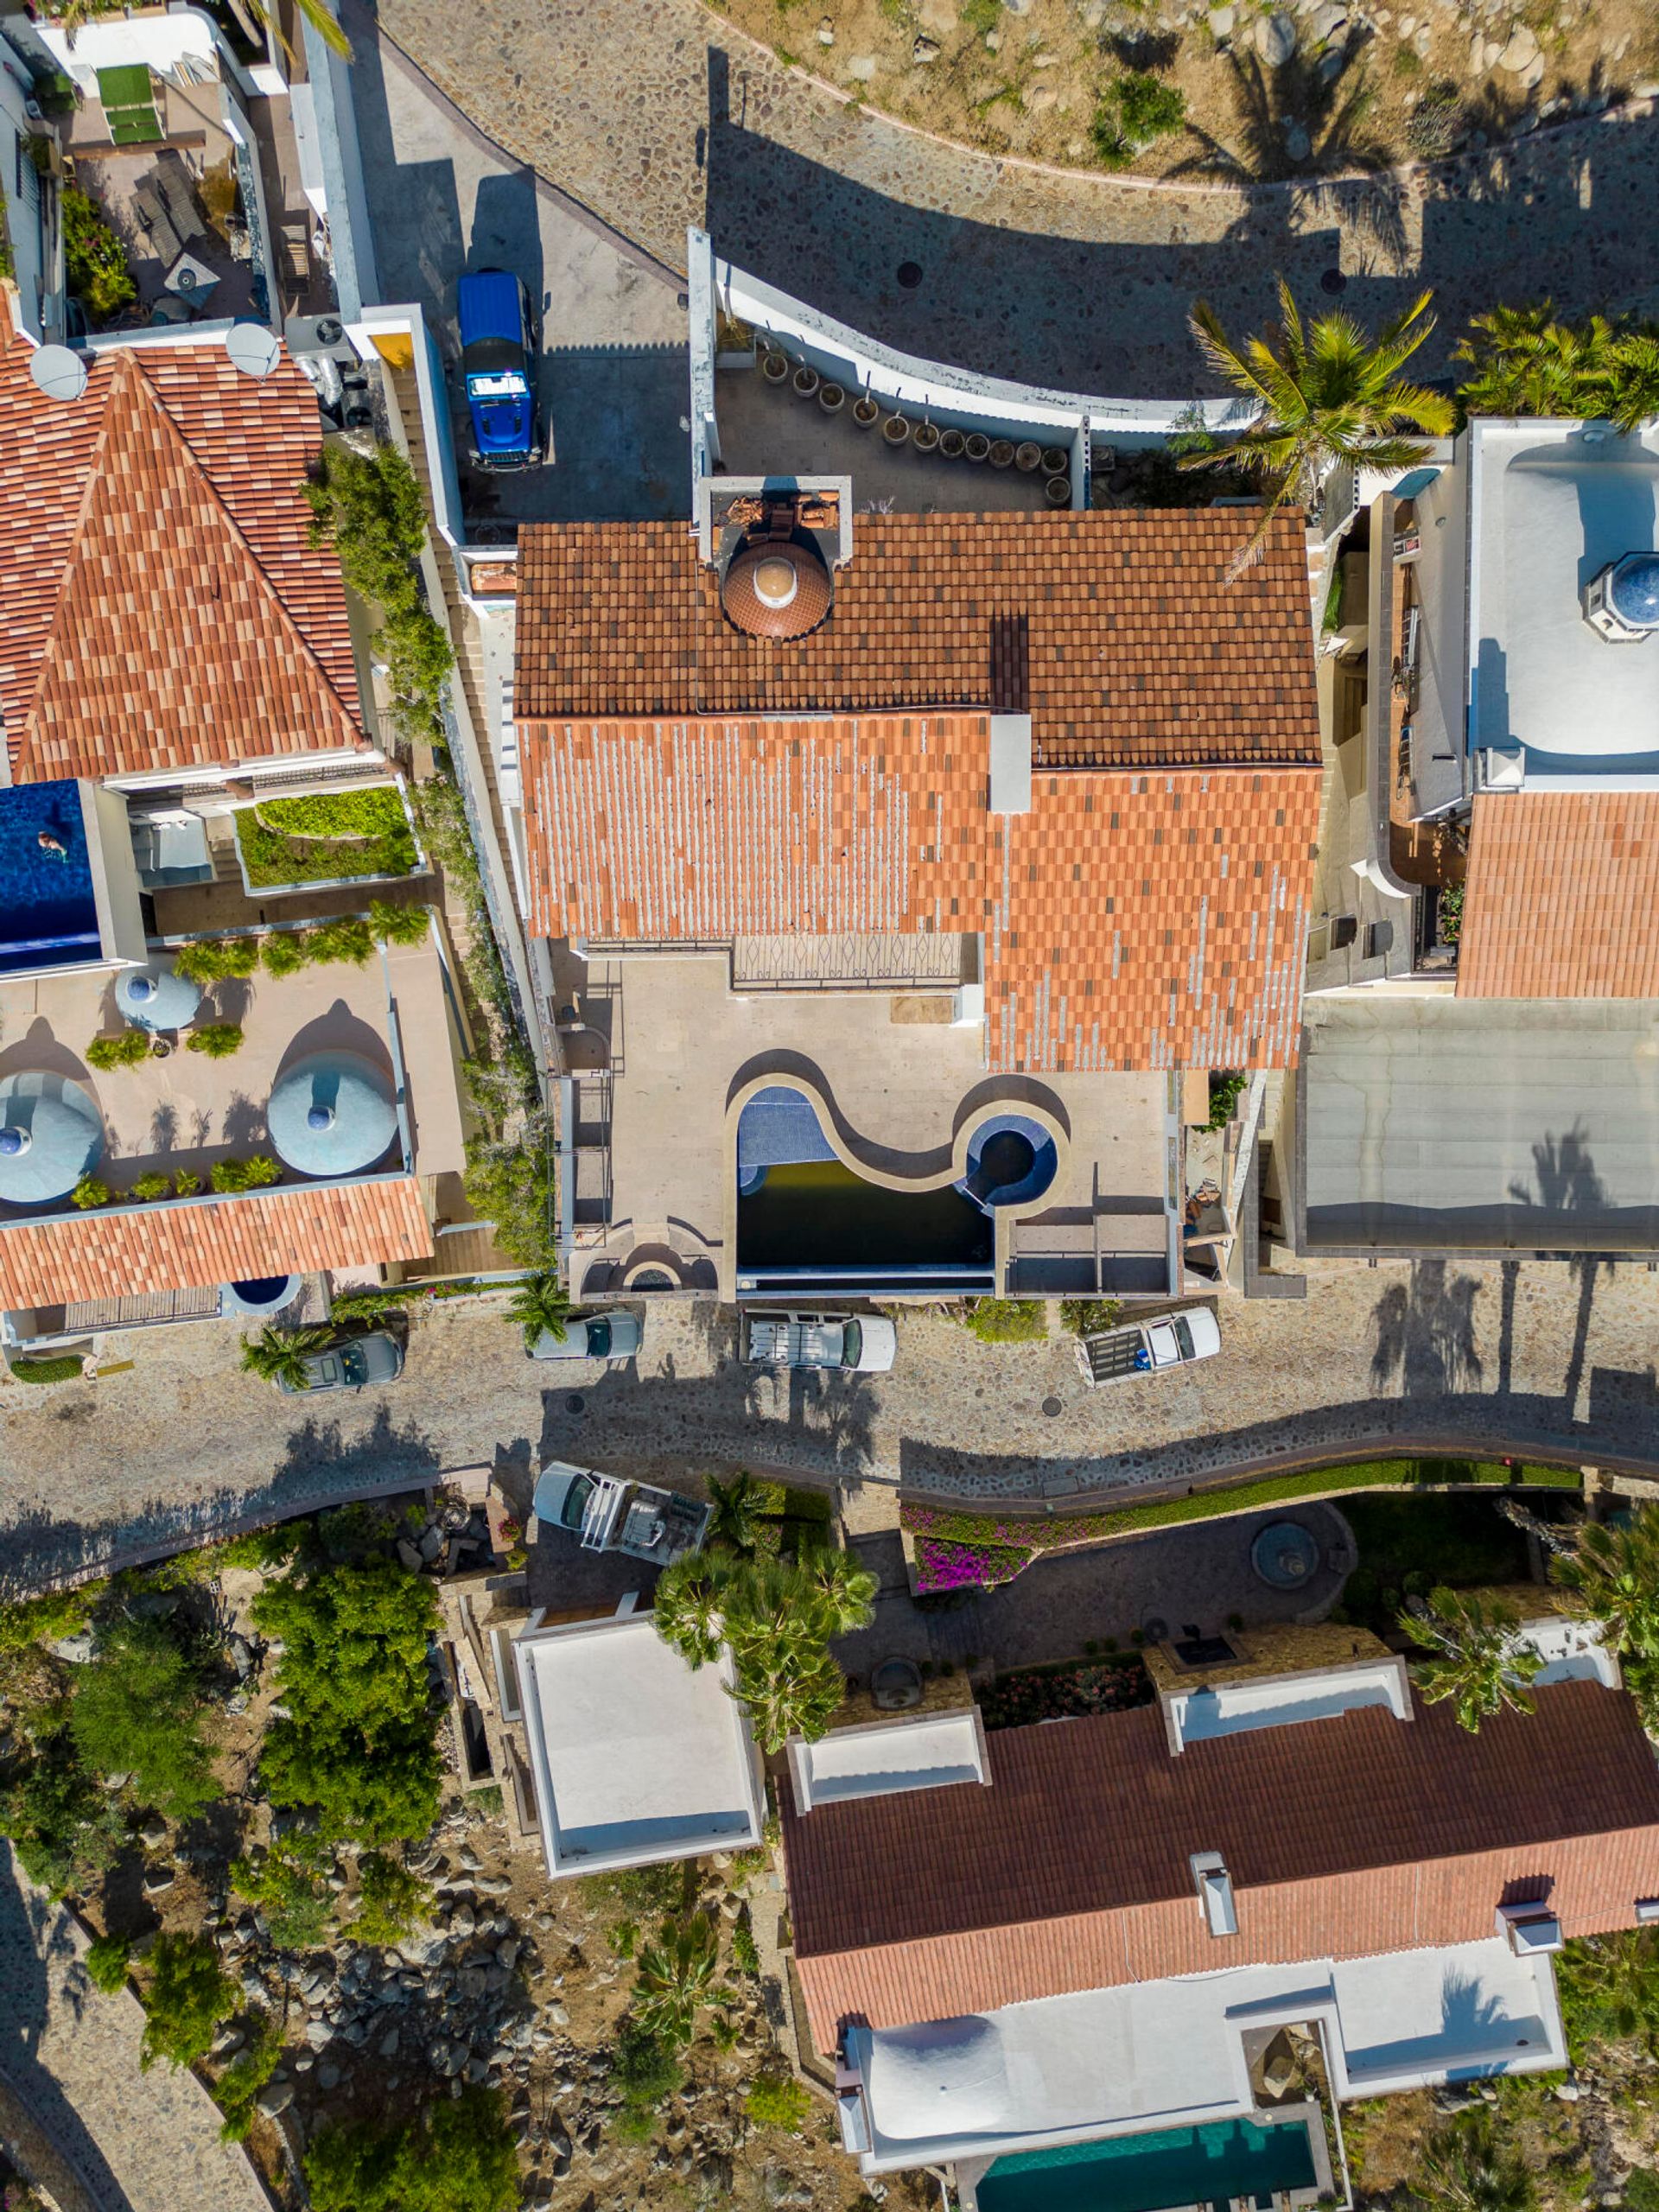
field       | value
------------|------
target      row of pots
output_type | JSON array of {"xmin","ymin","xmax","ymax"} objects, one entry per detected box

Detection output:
[{"xmin": 760, "ymin": 349, "xmax": 1072, "ymax": 501}]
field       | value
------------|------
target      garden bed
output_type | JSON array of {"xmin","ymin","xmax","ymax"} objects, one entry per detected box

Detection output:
[
  {"xmin": 233, "ymin": 785, "xmax": 421, "ymax": 892},
  {"xmin": 978, "ymin": 1653, "xmax": 1153, "ymax": 1732}
]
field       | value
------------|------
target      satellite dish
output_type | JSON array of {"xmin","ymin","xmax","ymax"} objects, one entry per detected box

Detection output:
[
  {"xmin": 29, "ymin": 345, "xmax": 88, "ymax": 403},
  {"xmin": 224, "ymin": 322, "xmax": 282, "ymax": 381}
]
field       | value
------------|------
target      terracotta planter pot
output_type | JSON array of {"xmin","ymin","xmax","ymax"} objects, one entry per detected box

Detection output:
[
  {"xmin": 988, "ymin": 439, "xmax": 1015, "ymax": 469},
  {"xmin": 964, "ymin": 433, "xmax": 992, "ymax": 462},
  {"xmin": 1014, "ymin": 441, "xmax": 1043, "ymax": 472},
  {"xmin": 882, "ymin": 414, "xmax": 912, "ymax": 447},
  {"xmin": 913, "ymin": 421, "xmax": 941, "ymax": 454},
  {"xmin": 939, "ymin": 428, "xmax": 966, "ymax": 459},
  {"xmin": 852, "ymin": 394, "xmax": 880, "ymax": 427}
]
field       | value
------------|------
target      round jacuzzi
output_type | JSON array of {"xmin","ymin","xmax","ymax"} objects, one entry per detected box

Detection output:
[
  {"xmin": 960, "ymin": 1113, "xmax": 1058, "ymax": 1211},
  {"xmin": 221, "ymin": 1275, "xmax": 301, "ymax": 1318},
  {"xmin": 1250, "ymin": 1520, "xmax": 1321, "ymax": 1590}
]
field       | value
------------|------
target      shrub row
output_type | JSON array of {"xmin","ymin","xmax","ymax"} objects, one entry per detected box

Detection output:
[
  {"xmin": 72, "ymin": 1157, "xmax": 280, "ymax": 1211},
  {"xmin": 172, "ymin": 901, "xmax": 429, "ymax": 988}
]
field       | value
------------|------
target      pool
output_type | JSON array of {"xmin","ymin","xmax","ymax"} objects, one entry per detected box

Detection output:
[
  {"xmin": 976, "ymin": 2118, "xmax": 1318, "ymax": 2212},
  {"xmin": 0, "ymin": 781, "xmax": 100, "ymax": 975}
]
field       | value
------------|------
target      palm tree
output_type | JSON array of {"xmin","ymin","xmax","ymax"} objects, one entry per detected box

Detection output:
[
  {"xmin": 790, "ymin": 1548, "xmax": 879, "ymax": 1640},
  {"xmin": 632, "ymin": 1912, "xmax": 722, "ymax": 2045},
  {"xmin": 731, "ymin": 1640, "xmax": 849, "ymax": 1754},
  {"xmin": 1182, "ymin": 279, "xmax": 1456, "ymax": 577},
  {"xmin": 1604, "ymin": 331, "xmax": 1659, "ymax": 433},
  {"xmin": 1554, "ymin": 1506, "xmax": 1659, "ymax": 1661},
  {"xmin": 651, "ymin": 1556, "xmax": 728, "ymax": 1669},
  {"xmin": 706, "ymin": 1472, "xmax": 769, "ymax": 1558},
  {"xmin": 507, "ymin": 1271, "xmax": 569, "ymax": 1353},
  {"xmin": 1452, "ymin": 303, "xmax": 1615, "ymax": 418},
  {"xmin": 1402, "ymin": 1586, "xmax": 1542, "ymax": 1734},
  {"xmin": 239, "ymin": 1325, "xmax": 334, "ymax": 1390},
  {"xmin": 220, "ymin": 0, "xmax": 350, "ymax": 63},
  {"xmin": 1415, "ymin": 2113, "xmax": 1537, "ymax": 2212}
]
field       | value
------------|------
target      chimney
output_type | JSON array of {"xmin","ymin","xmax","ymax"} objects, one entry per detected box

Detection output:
[{"xmin": 1191, "ymin": 1851, "xmax": 1237, "ymax": 1937}]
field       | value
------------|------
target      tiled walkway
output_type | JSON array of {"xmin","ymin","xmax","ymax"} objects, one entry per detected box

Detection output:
[
  {"xmin": 0, "ymin": 1846, "xmax": 269, "ymax": 2212},
  {"xmin": 1, "ymin": 1257, "xmax": 1655, "ymax": 1592},
  {"xmin": 373, "ymin": 0, "xmax": 1659, "ymax": 393}
]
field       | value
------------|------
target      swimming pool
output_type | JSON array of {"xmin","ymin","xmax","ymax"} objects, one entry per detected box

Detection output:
[
  {"xmin": 0, "ymin": 781, "xmax": 100, "ymax": 975},
  {"xmin": 976, "ymin": 2118, "xmax": 1318, "ymax": 2212}
]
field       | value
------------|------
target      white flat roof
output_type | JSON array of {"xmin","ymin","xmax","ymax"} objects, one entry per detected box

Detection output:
[
  {"xmin": 1169, "ymin": 1657, "xmax": 1409, "ymax": 1751},
  {"xmin": 516, "ymin": 1611, "xmax": 765, "ymax": 1878},
  {"xmin": 790, "ymin": 1708, "xmax": 988, "ymax": 1815},
  {"xmin": 1520, "ymin": 1614, "xmax": 1620, "ymax": 1691},
  {"xmin": 1471, "ymin": 418, "xmax": 1659, "ymax": 771},
  {"xmin": 849, "ymin": 1936, "xmax": 1566, "ymax": 2174}
]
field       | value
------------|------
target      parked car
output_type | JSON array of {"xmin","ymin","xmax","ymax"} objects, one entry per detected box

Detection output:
[
  {"xmin": 1075, "ymin": 1307, "xmax": 1221, "ymax": 1388},
  {"xmin": 528, "ymin": 1310, "xmax": 642, "ymax": 1363},
  {"xmin": 456, "ymin": 268, "xmax": 543, "ymax": 469},
  {"xmin": 276, "ymin": 1330, "xmax": 404, "ymax": 1395},
  {"xmin": 741, "ymin": 1311, "xmax": 897, "ymax": 1373},
  {"xmin": 532, "ymin": 1460, "xmax": 710, "ymax": 1567}
]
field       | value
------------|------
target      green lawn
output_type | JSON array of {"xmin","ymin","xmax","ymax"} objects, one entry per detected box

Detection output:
[{"xmin": 235, "ymin": 787, "xmax": 418, "ymax": 889}]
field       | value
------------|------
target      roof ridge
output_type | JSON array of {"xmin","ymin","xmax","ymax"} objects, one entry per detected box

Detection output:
[{"xmin": 17, "ymin": 348, "xmax": 361, "ymax": 762}]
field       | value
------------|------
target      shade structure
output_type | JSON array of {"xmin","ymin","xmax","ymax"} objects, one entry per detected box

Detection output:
[
  {"xmin": 115, "ymin": 960, "xmax": 202, "ymax": 1031},
  {"xmin": 267, "ymin": 1051, "xmax": 397, "ymax": 1178},
  {"xmin": 0, "ymin": 1071, "xmax": 105, "ymax": 1205}
]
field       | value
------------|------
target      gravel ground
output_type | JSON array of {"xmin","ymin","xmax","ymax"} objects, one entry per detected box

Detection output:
[{"xmin": 2, "ymin": 1255, "xmax": 1656, "ymax": 1593}]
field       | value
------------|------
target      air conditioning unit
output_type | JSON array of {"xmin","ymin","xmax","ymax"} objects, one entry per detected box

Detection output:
[{"xmin": 284, "ymin": 312, "xmax": 358, "ymax": 367}]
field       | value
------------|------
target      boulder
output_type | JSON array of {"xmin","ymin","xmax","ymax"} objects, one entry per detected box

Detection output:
[
  {"xmin": 143, "ymin": 1865, "xmax": 175, "ymax": 1895},
  {"xmin": 1255, "ymin": 10, "xmax": 1298, "ymax": 60},
  {"xmin": 1207, "ymin": 5, "xmax": 1236, "ymax": 33},
  {"xmin": 255, "ymin": 2081, "xmax": 295, "ymax": 2119},
  {"xmin": 912, "ymin": 35, "xmax": 941, "ymax": 61},
  {"xmin": 138, "ymin": 1816, "xmax": 169, "ymax": 1850},
  {"xmin": 304, "ymin": 2018, "xmax": 334, "ymax": 2049},
  {"xmin": 1497, "ymin": 22, "xmax": 1539, "ymax": 68},
  {"xmin": 318, "ymin": 2062, "xmax": 341, "ymax": 2091}
]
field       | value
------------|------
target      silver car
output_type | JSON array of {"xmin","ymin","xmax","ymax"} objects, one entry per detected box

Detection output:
[
  {"xmin": 528, "ymin": 1309, "xmax": 643, "ymax": 1363},
  {"xmin": 276, "ymin": 1331, "xmax": 404, "ymax": 1394}
]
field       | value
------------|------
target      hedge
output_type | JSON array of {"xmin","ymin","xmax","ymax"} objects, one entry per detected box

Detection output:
[
  {"xmin": 10, "ymin": 1355, "xmax": 86, "ymax": 1386},
  {"xmin": 901, "ymin": 1457, "xmax": 1583, "ymax": 1560}
]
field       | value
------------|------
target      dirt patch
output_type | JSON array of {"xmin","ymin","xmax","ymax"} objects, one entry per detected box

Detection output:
[{"xmin": 708, "ymin": 0, "xmax": 1659, "ymax": 183}]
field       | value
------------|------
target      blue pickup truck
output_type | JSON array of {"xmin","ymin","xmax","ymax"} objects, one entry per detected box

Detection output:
[{"xmin": 456, "ymin": 269, "xmax": 543, "ymax": 470}]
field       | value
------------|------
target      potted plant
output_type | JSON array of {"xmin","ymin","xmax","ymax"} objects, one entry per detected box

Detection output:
[
  {"xmin": 791, "ymin": 364, "xmax": 820, "ymax": 400},
  {"xmin": 964, "ymin": 432, "xmax": 992, "ymax": 463},
  {"xmin": 1046, "ymin": 475, "xmax": 1071, "ymax": 505},
  {"xmin": 1042, "ymin": 444, "xmax": 1070, "ymax": 474},
  {"xmin": 988, "ymin": 438, "xmax": 1016, "ymax": 469},
  {"xmin": 939, "ymin": 427, "xmax": 966, "ymax": 459},
  {"xmin": 1014, "ymin": 440, "xmax": 1043, "ymax": 472},
  {"xmin": 818, "ymin": 381, "xmax": 846, "ymax": 415},
  {"xmin": 913, "ymin": 419, "xmax": 941, "ymax": 454},
  {"xmin": 760, "ymin": 349, "xmax": 791, "ymax": 386},
  {"xmin": 882, "ymin": 413, "xmax": 912, "ymax": 447},
  {"xmin": 852, "ymin": 392, "xmax": 880, "ymax": 428}
]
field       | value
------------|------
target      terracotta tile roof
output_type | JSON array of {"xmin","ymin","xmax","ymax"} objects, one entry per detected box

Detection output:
[
  {"xmin": 519, "ymin": 711, "xmax": 1318, "ymax": 1071},
  {"xmin": 514, "ymin": 510, "xmax": 1322, "ymax": 770},
  {"xmin": 1458, "ymin": 791, "xmax": 1659, "ymax": 998},
  {"xmin": 0, "ymin": 319, "xmax": 365, "ymax": 779},
  {"xmin": 0, "ymin": 1177, "xmax": 430, "ymax": 1307},
  {"xmin": 782, "ymin": 1681, "xmax": 1659, "ymax": 2050}
]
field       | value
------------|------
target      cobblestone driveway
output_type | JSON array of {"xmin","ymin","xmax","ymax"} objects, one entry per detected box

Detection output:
[
  {"xmin": 372, "ymin": 0, "xmax": 1659, "ymax": 392},
  {"xmin": 2, "ymin": 1255, "xmax": 1654, "ymax": 1592}
]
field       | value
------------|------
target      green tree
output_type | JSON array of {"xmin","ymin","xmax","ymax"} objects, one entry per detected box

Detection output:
[
  {"xmin": 1402, "ymin": 1586, "xmax": 1542, "ymax": 1734},
  {"xmin": 1554, "ymin": 1505, "xmax": 1659, "ymax": 1661},
  {"xmin": 305, "ymin": 2089, "xmax": 517, "ymax": 2212},
  {"xmin": 69, "ymin": 1613, "xmax": 219, "ymax": 1823},
  {"xmin": 1454, "ymin": 303, "xmax": 1615, "ymax": 417},
  {"xmin": 1414, "ymin": 2113, "xmax": 1537, "ymax": 2212},
  {"xmin": 252, "ymin": 1554, "xmax": 442, "ymax": 1844},
  {"xmin": 352, "ymin": 1850, "xmax": 433, "ymax": 1945},
  {"xmin": 1182, "ymin": 279, "xmax": 1455, "ymax": 576},
  {"xmin": 1556, "ymin": 1929, "xmax": 1659, "ymax": 2058},
  {"xmin": 239, "ymin": 1325, "xmax": 334, "ymax": 1389},
  {"xmin": 505, "ymin": 1270, "xmax": 569, "ymax": 1352},
  {"xmin": 652, "ymin": 1555, "xmax": 726, "ymax": 1669},
  {"xmin": 139, "ymin": 1932, "xmax": 237, "ymax": 2072},
  {"xmin": 84, "ymin": 1929, "xmax": 132, "ymax": 1994},
  {"xmin": 0, "ymin": 1726, "xmax": 123, "ymax": 1897},
  {"xmin": 633, "ymin": 1912, "xmax": 723, "ymax": 2046},
  {"xmin": 706, "ymin": 1472, "xmax": 770, "ymax": 1557}
]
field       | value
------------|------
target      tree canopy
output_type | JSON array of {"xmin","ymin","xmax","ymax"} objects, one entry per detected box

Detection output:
[
  {"xmin": 69, "ymin": 1612, "xmax": 219, "ymax": 1823},
  {"xmin": 305, "ymin": 2089, "xmax": 518, "ymax": 2212},
  {"xmin": 1402, "ymin": 1586, "xmax": 1542, "ymax": 1734}
]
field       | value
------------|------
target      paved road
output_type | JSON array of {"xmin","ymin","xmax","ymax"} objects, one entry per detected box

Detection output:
[
  {"xmin": 0, "ymin": 1845, "xmax": 268, "ymax": 2212},
  {"xmin": 370, "ymin": 0, "xmax": 1659, "ymax": 394},
  {"xmin": 3, "ymin": 1257, "xmax": 1655, "ymax": 1592}
]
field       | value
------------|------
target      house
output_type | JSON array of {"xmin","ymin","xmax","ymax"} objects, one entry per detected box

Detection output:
[
  {"xmin": 1298, "ymin": 417, "xmax": 1659, "ymax": 1261},
  {"xmin": 0, "ymin": 303, "xmax": 474, "ymax": 1345},
  {"xmin": 512, "ymin": 491, "xmax": 1322, "ymax": 1303},
  {"xmin": 781, "ymin": 1625, "xmax": 1659, "ymax": 2202}
]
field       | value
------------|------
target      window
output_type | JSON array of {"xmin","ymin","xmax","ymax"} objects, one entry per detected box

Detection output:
[
  {"xmin": 586, "ymin": 1319, "xmax": 613, "ymax": 1360},
  {"xmin": 559, "ymin": 1475, "xmax": 595, "ymax": 1532},
  {"xmin": 841, "ymin": 1320, "xmax": 863, "ymax": 1368},
  {"xmin": 1173, "ymin": 1315, "xmax": 1196, "ymax": 1361}
]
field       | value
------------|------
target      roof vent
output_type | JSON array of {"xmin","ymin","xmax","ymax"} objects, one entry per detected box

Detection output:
[
  {"xmin": 1191, "ymin": 1850, "xmax": 1237, "ymax": 1937},
  {"xmin": 721, "ymin": 499, "xmax": 834, "ymax": 640},
  {"xmin": 1497, "ymin": 1901, "xmax": 1563, "ymax": 1955},
  {"xmin": 1584, "ymin": 552, "xmax": 1659, "ymax": 643}
]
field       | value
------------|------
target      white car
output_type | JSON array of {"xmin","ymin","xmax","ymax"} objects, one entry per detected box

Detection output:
[
  {"xmin": 1075, "ymin": 1306, "xmax": 1221, "ymax": 1388},
  {"xmin": 742, "ymin": 1311, "xmax": 897, "ymax": 1373},
  {"xmin": 528, "ymin": 1309, "xmax": 642, "ymax": 1363}
]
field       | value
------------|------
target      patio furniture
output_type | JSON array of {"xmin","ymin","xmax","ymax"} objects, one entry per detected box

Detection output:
[
  {"xmin": 130, "ymin": 182, "xmax": 183, "ymax": 267},
  {"xmin": 96, "ymin": 63, "xmax": 162, "ymax": 146},
  {"xmin": 151, "ymin": 157, "xmax": 207, "ymax": 244}
]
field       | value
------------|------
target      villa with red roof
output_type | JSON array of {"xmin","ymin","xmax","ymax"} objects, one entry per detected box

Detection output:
[{"xmin": 513, "ymin": 482, "xmax": 1321, "ymax": 1304}]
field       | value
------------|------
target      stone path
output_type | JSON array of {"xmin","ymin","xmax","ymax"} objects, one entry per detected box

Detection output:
[
  {"xmin": 372, "ymin": 0, "xmax": 1659, "ymax": 392},
  {"xmin": 0, "ymin": 1845, "xmax": 270, "ymax": 2212},
  {"xmin": 2, "ymin": 1257, "xmax": 1656, "ymax": 1592}
]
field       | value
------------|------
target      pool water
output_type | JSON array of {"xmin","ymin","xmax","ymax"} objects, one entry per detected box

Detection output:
[
  {"xmin": 738, "ymin": 1160, "xmax": 992, "ymax": 1276},
  {"xmin": 0, "ymin": 781, "xmax": 100, "ymax": 974},
  {"xmin": 976, "ymin": 2118, "xmax": 1318, "ymax": 2212}
]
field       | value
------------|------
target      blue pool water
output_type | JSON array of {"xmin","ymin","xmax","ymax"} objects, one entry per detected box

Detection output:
[
  {"xmin": 0, "ymin": 781, "xmax": 100, "ymax": 975},
  {"xmin": 977, "ymin": 2119, "xmax": 1318, "ymax": 2212}
]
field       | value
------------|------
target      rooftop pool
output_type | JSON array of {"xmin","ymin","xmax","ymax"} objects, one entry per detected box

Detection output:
[
  {"xmin": 976, "ymin": 2117, "xmax": 1319, "ymax": 2212},
  {"xmin": 0, "ymin": 781, "xmax": 100, "ymax": 976}
]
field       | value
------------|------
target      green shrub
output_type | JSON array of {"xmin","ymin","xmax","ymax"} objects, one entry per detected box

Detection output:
[
  {"xmin": 304, "ymin": 916, "xmax": 376, "ymax": 967},
  {"xmin": 173, "ymin": 937, "xmax": 259, "ymax": 984},
  {"xmin": 371, "ymin": 898, "xmax": 432, "ymax": 946},
  {"xmin": 85, "ymin": 1929, "xmax": 132, "ymax": 1994},
  {"xmin": 129, "ymin": 1172, "xmax": 174, "ymax": 1202},
  {"xmin": 139, "ymin": 1931, "xmax": 237, "ymax": 2072},
  {"xmin": 1207, "ymin": 1069, "xmax": 1248, "ymax": 1129},
  {"xmin": 71, "ymin": 1174, "xmax": 111, "ymax": 1210},
  {"xmin": 231, "ymin": 1843, "xmax": 334, "ymax": 1950},
  {"xmin": 1060, "ymin": 1298, "xmax": 1122, "ymax": 1338},
  {"xmin": 464, "ymin": 1118, "xmax": 557, "ymax": 1269},
  {"xmin": 86, "ymin": 1027, "xmax": 150, "ymax": 1070},
  {"xmin": 352, "ymin": 1850, "xmax": 433, "ymax": 1946},
  {"xmin": 10, "ymin": 1354, "xmax": 85, "ymax": 1385},
  {"xmin": 211, "ymin": 1156, "xmax": 282, "ymax": 1194},
  {"xmin": 236, "ymin": 786, "xmax": 418, "ymax": 889},
  {"xmin": 260, "ymin": 930, "xmax": 308, "ymax": 977},
  {"xmin": 0, "ymin": 1581, "xmax": 104, "ymax": 1653},
  {"xmin": 174, "ymin": 1169, "xmax": 201, "ymax": 1198},
  {"xmin": 186, "ymin": 1023, "xmax": 244, "ymax": 1058},
  {"xmin": 609, "ymin": 2018, "xmax": 682, "ymax": 2135},
  {"xmin": 69, "ymin": 1613, "xmax": 219, "ymax": 1824},
  {"xmin": 214, "ymin": 2014, "xmax": 281, "ymax": 2142},
  {"xmin": 1625, "ymin": 2172, "xmax": 1659, "ymax": 2212},
  {"xmin": 33, "ymin": 68, "xmax": 78, "ymax": 115},
  {"xmin": 745, "ymin": 2069, "xmax": 812, "ymax": 2131},
  {"xmin": 304, "ymin": 2088, "xmax": 517, "ymax": 2212},
  {"xmin": 731, "ymin": 1918, "xmax": 760, "ymax": 1975},
  {"xmin": 252, "ymin": 1554, "xmax": 442, "ymax": 1844},
  {"xmin": 962, "ymin": 1299, "xmax": 1046, "ymax": 1344},
  {"xmin": 0, "ymin": 1726, "xmax": 124, "ymax": 1896},
  {"xmin": 62, "ymin": 184, "xmax": 136, "ymax": 322},
  {"xmin": 1092, "ymin": 73, "xmax": 1186, "ymax": 166}
]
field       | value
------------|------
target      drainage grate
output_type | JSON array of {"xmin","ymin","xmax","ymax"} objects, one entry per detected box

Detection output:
[
  {"xmin": 1319, "ymin": 266, "xmax": 1348, "ymax": 295},
  {"xmin": 1041, "ymin": 1395, "xmax": 1064, "ymax": 1417},
  {"xmin": 896, "ymin": 261, "xmax": 924, "ymax": 289},
  {"xmin": 564, "ymin": 1394, "xmax": 586, "ymax": 1414}
]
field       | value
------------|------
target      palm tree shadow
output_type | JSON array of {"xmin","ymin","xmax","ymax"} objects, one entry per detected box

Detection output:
[
  {"xmin": 1370, "ymin": 1258, "xmax": 1485, "ymax": 1396},
  {"xmin": 1506, "ymin": 1122, "xmax": 1612, "ymax": 1416}
]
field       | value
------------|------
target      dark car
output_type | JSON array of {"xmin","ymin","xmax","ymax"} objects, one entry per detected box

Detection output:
[
  {"xmin": 456, "ymin": 268, "xmax": 543, "ymax": 469},
  {"xmin": 276, "ymin": 1331, "xmax": 404, "ymax": 1395}
]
